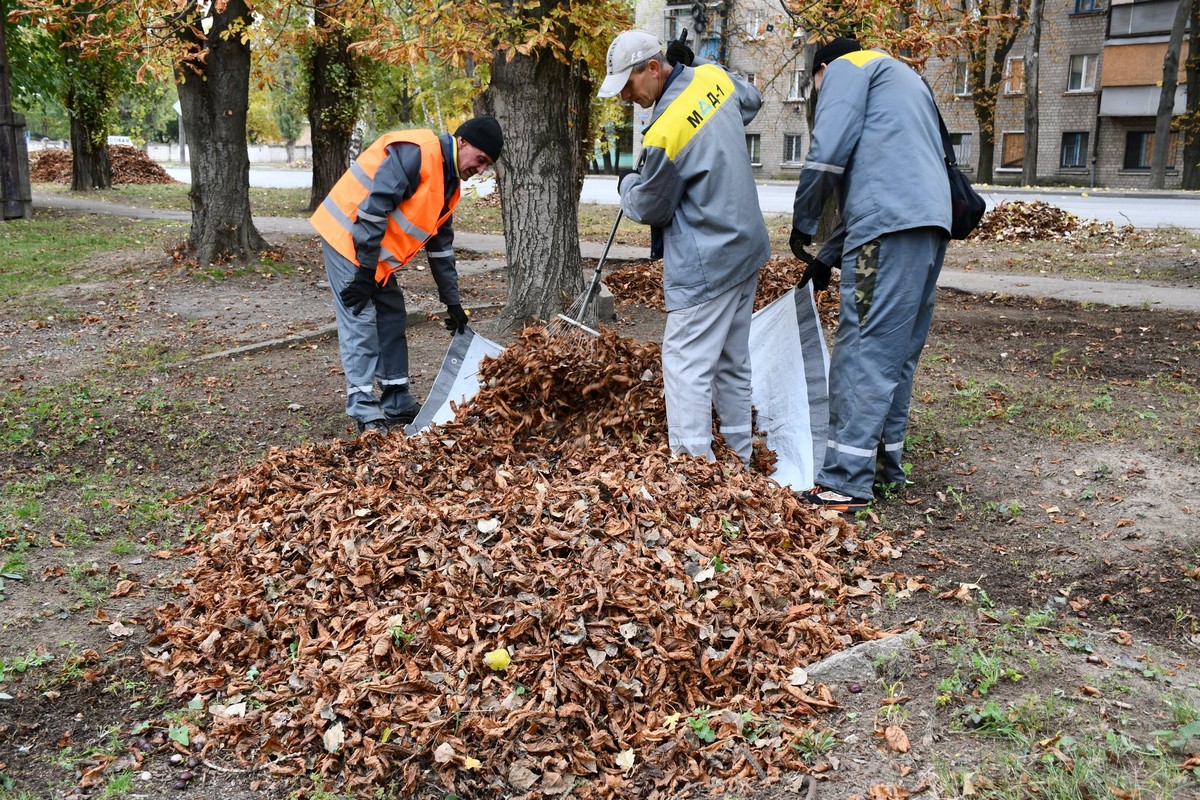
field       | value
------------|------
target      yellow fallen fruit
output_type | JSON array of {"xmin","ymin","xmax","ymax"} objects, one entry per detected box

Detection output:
[{"xmin": 483, "ymin": 648, "xmax": 511, "ymax": 671}]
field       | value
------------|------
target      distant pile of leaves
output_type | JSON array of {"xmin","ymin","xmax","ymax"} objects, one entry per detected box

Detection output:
[
  {"xmin": 29, "ymin": 145, "xmax": 178, "ymax": 185},
  {"xmin": 149, "ymin": 328, "xmax": 910, "ymax": 799},
  {"xmin": 606, "ymin": 256, "xmax": 841, "ymax": 327},
  {"xmin": 970, "ymin": 199, "xmax": 1139, "ymax": 244}
]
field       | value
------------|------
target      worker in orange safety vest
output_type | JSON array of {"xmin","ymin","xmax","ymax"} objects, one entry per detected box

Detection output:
[{"xmin": 310, "ymin": 116, "xmax": 503, "ymax": 435}]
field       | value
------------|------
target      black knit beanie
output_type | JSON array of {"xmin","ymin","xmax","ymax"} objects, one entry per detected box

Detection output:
[
  {"xmin": 455, "ymin": 116, "xmax": 503, "ymax": 162},
  {"xmin": 812, "ymin": 37, "xmax": 863, "ymax": 72}
]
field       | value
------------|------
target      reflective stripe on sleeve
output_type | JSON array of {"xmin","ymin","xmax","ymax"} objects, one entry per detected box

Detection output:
[{"xmin": 805, "ymin": 161, "xmax": 845, "ymax": 175}]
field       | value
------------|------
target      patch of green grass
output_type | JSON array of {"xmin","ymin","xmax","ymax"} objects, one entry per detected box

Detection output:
[
  {"xmin": 100, "ymin": 342, "xmax": 186, "ymax": 373},
  {"xmin": 0, "ymin": 381, "xmax": 120, "ymax": 455},
  {"xmin": 947, "ymin": 692, "xmax": 1193, "ymax": 798},
  {"xmin": 0, "ymin": 650, "xmax": 55, "ymax": 682},
  {"xmin": 0, "ymin": 471, "xmax": 56, "ymax": 539},
  {"xmin": 791, "ymin": 726, "xmax": 838, "ymax": 758},
  {"xmin": 0, "ymin": 213, "xmax": 185, "ymax": 300},
  {"xmin": 33, "ymin": 182, "xmax": 312, "ymax": 218}
]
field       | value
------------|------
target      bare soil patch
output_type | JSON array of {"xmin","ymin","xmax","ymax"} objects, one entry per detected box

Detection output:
[{"xmin": 2, "ymin": 214, "xmax": 1199, "ymax": 800}]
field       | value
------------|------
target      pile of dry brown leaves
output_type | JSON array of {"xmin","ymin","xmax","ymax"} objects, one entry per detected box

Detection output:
[
  {"xmin": 970, "ymin": 199, "xmax": 1139, "ymax": 244},
  {"xmin": 150, "ymin": 328, "xmax": 908, "ymax": 798},
  {"xmin": 606, "ymin": 256, "xmax": 841, "ymax": 327},
  {"xmin": 29, "ymin": 145, "xmax": 179, "ymax": 185}
]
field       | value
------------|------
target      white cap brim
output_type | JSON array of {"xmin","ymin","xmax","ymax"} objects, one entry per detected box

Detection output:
[{"xmin": 597, "ymin": 68, "xmax": 632, "ymax": 98}]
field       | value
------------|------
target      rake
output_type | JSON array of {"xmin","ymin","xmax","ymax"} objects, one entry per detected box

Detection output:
[{"xmin": 550, "ymin": 204, "xmax": 624, "ymax": 338}]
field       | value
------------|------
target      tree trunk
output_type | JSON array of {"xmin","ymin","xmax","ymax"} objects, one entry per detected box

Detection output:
[
  {"xmin": 67, "ymin": 114, "xmax": 110, "ymax": 191},
  {"xmin": 1151, "ymin": 0, "xmax": 1192, "ymax": 188},
  {"xmin": 1022, "ymin": 0, "xmax": 1043, "ymax": 186},
  {"xmin": 63, "ymin": 40, "xmax": 113, "ymax": 191},
  {"xmin": 307, "ymin": 1, "xmax": 363, "ymax": 212},
  {"xmin": 1184, "ymin": 0, "xmax": 1200, "ymax": 189},
  {"xmin": 968, "ymin": 0, "xmax": 1026, "ymax": 184},
  {"xmin": 175, "ymin": 0, "xmax": 264, "ymax": 266},
  {"xmin": 484, "ymin": 48, "xmax": 587, "ymax": 328}
]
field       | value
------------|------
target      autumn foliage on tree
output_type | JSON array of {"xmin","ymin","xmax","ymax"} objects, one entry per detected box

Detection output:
[
  {"xmin": 355, "ymin": 0, "xmax": 631, "ymax": 327},
  {"xmin": 779, "ymin": 0, "xmax": 1023, "ymax": 183}
]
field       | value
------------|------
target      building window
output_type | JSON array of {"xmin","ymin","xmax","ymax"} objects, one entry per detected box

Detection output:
[
  {"xmin": 664, "ymin": 4, "xmax": 690, "ymax": 40},
  {"xmin": 1000, "ymin": 132, "xmax": 1025, "ymax": 169},
  {"xmin": 1067, "ymin": 54, "xmax": 1095, "ymax": 92},
  {"xmin": 1124, "ymin": 130, "xmax": 1179, "ymax": 170},
  {"xmin": 953, "ymin": 60, "xmax": 971, "ymax": 96},
  {"xmin": 745, "ymin": 72, "xmax": 760, "ymax": 90},
  {"xmin": 746, "ymin": 134, "xmax": 761, "ymax": 166},
  {"xmin": 949, "ymin": 132, "xmax": 972, "ymax": 165},
  {"xmin": 788, "ymin": 68, "xmax": 805, "ymax": 101},
  {"xmin": 1004, "ymin": 57, "xmax": 1025, "ymax": 94},
  {"xmin": 1060, "ymin": 132, "xmax": 1089, "ymax": 168},
  {"xmin": 743, "ymin": 14, "xmax": 766, "ymax": 40},
  {"xmin": 784, "ymin": 134, "xmax": 804, "ymax": 163},
  {"xmin": 1073, "ymin": 0, "xmax": 1105, "ymax": 13}
]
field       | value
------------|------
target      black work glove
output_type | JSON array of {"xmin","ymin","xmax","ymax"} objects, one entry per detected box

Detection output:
[
  {"xmin": 650, "ymin": 226, "xmax": 664, "ymax": 260},
  {"xmin": 666, "ymin": 38, "xmax": 694, "ymax": 67},
  {"xmin": 340, "ymin": 268, "xmax": 379, "ymax": 315},
  {"xmin": 444, "ymin": 304, "xmax": 469, "ymax": 334},
  {"xmin": 789, "ymin": 227, "xmax": 813, "ymax": 260},
  {"xmin": 798, "ymin": 257, "xmax": 833, "ymax": 292}
]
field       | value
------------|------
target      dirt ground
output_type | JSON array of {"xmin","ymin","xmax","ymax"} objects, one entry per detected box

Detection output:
[{"xmin": 2, "ymin": 213, "xmax": 1200, "ymax": 800}]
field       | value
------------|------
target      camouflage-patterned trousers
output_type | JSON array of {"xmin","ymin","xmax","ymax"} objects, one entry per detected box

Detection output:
[{"xmin": 816, "ymin": 227, "xmax": 948, "ymax": 499}]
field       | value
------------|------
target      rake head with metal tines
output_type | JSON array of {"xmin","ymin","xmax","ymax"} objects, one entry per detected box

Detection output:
[{"xmin": 548, "ymin": 206, "xmax": 624, "ymax": 339}]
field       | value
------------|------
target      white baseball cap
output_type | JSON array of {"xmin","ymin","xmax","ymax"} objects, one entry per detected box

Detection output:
[{"xmin": 598, "ymin": 30, "xmax": 662, "ymax": 98}]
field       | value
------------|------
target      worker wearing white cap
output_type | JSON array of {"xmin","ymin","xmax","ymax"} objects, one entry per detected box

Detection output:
[{"xmin": 598, "ymin": 29, "xmax": 769, "ymax": 466}]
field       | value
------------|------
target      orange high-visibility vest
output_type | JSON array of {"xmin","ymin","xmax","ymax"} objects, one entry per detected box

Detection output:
[{"xmin": 309, "ymin": 129, "xmax": 460, "ymax": 284}]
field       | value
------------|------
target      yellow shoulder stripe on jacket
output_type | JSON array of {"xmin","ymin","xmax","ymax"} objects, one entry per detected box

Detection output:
[
  {"xmin": 840, "ymin": 50, "xmax": 887, "ymax": 68},
  {"xmin": 643, "ymin": 64, "xmax": 736, "ymax": 160}
]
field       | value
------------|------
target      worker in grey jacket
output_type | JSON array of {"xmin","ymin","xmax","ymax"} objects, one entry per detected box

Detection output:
[
  {"xmin": 790, "ymin": 38, "xmax": 951, "ymax": 511},
  {"xmin": 599, "ymin": 29, "xmax": 770, "ymax": 465}
]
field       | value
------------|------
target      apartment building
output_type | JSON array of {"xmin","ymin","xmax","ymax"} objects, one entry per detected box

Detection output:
[
  {"xmin": 631, "ymin": 1, "xmax": 815, "ymax": 181},
  {"xmin": 631, "ymin": 0, "xmax": 1191, "ymax": 189}
]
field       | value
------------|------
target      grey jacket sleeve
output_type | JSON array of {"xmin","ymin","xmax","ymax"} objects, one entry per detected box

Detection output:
[
  {"xmin": 352, "ymin": 142, "xmax": 422, "ymax": 274},
  {"xmin": 425, "ymin": 218, "xmax": 460, "ymax": 306},
  {"xmin": 792, "ymin": 61, "xmax": 868, "ymax": 235}
]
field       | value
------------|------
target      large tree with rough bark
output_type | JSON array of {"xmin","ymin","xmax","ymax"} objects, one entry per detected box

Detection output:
[
  {"xmin": 1184, "ymin": 0, "xmax": 1200, "ymax": 189},
  {"xmin": 171, "ymin": 0, "xmax": 265, "ymax": 265},
  {"xmin": 1151, "ymin": 0, "xmax": 1193, "ymax": 189},
  {"xmin": 359, "ymin": 0, "xmax": 630, "ymax": 328},
  {"xmin": 15, "ymin": 0, "xmax": 269, "ymax": 263},
  {"xmin": 7, "ymin": 3, "xmax": 128, "ymax": 190}
]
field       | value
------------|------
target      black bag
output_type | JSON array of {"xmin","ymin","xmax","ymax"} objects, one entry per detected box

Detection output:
[
  {"xmin": 925, "ymin": 82, "xmax": 986, "ymax": 240},
  {"xmin": 945, "ymin": 158, "xmax": 986, "ymax": 240}
]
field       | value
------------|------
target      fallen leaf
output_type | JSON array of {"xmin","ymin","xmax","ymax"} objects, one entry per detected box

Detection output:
[
  {"xmin": 322, "ymin": 722, "xmax": 344, "ymax": 753},
  {"xmin": 433, "ymin": 742, "xmax": 455, "ymax": 764},
  {"xmin": 883, "ymin": 725, "xmax": 910, "ymax": 753}
]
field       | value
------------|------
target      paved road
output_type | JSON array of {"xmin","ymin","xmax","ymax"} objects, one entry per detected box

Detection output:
[
  {"xmin": 582, "ymin": 176, "xmax": 1200, "ymax": 231},
  {"xmin": 30, "ymin": 191, "xmax": 1200, "ymax": 313},
  {"xmin": 163, "ymin": 166, "xmax": 1200, "ymax": 232}
]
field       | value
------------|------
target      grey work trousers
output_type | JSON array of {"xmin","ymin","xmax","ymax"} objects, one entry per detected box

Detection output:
[
  {"xmin": 323, "ymin": 241, "xmax": 421, "ymax": 425},
  {"xmin": 817, "ymin": 227, "xmax": 948, "ymax": 499},
  {"xmin": 662, "ymin": 272, "xmax": 759, "ymax": 464}
]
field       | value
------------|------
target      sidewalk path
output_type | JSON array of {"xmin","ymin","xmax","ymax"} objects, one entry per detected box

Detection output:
[{"xmin": 31, "ymin": 192, "xmax": 1200, "ymax": 313}]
